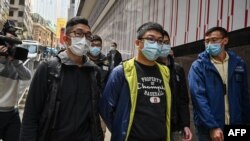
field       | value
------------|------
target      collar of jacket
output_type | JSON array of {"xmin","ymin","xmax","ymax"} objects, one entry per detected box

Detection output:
[
  {"xmin": 58, "ymin": 51, "xmax": 97, "ymax": 67},
  {"xmin": 198, "ymin": 50, "xmax": 243, "ymax": 80}
]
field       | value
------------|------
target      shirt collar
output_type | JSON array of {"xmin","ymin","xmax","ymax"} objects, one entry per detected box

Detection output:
[{"xmin": 211, "ymin": 52, "xmax": 229, "ymax": 64}]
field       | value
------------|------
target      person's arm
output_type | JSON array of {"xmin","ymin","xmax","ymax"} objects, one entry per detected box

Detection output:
[
  {"xmin": 20, "ymin": 62, "xmax": 48, "ymax": 141},
  {"xmin": 188, "ymin": 61, "xmax": 220, "ymax": 129},
  {"xmin": 117, "ymin": 52, "xmax": 122, "ymax": 64},
  {"xmin": 0, "ymin": 45, "xmax": 31, "ymax": 79},
  {"xmin": 0, "ymin": 45, "xmax": 8, "ymax": 72},
  {"xmin": 175, "ymin": 65, "xmax": 192, "ymax": 140},
  {"xmin": 13, "ymin": 60, "xmax": 31, "ymax": 80},
  {"xmin": 176, "ymin": 65, "xmax": 190, "ymax": 128},
  {"xmin": 241, "ymin": 61, "xmax": 250, "ymax": 124},
  {"xmin": 106, "ymin": 52, "xmax": 111, "ymax": 60},
  {"xmin": 99, "ymin": 65, "xmax": 124, "ymax": 131}
]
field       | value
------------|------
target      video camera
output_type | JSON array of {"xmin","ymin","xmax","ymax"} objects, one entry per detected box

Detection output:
[{"xmin": 0, "ymin": 20, "xmax": 28, "ymax": 61}]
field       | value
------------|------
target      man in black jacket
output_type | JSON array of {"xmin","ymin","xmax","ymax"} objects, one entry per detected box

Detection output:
[
  {"xmin": 106, "ymin": 42, "xmax": 122, "ymax": 70},
  {"xmin": 157, "ymin": 30, "xmax": 192, "ymax": 141},
  {"xmin": 88, "ymin": 35, "xmax": 109, "ymax": 136},
  {"xmin": 88, "ymin": 35, "xmax": 110, "ymax": 90},
  {"xmin": 20, "ymin": 17, "xmax": 104, "ymax": 141}
]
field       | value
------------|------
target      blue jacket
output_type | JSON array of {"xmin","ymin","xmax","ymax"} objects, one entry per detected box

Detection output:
[
  {"xmin": 188, "ymin": 50, "xmax": 250, "ymax": 130},
  {"xmin": 100, "ymin": 58, "xmax": 171, "ymax": 141}
]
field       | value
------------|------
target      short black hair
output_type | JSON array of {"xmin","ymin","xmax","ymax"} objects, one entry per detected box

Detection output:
[
  {"xmin": 205, "ymin": 27, "xmax": 228, "ymax": 37},
  {"xmin": 112, "ymin": 42, "xmax": 117, "ymax": 47},
  {"xmin": 91, "ymin": 35, "xmax": 102, "ymax": 43},
  {"xmin": 163, "ymin": 30, "xmax": 170, "ymax": 39},
  {"xmin": 65, "ymin": 16, "xmax": 90, "ymax": 35},
  {"xmin": 136, "ymin": 22, "xmax": 164, "ymax": 39},
  {"xmin": 1, "ymin": 20, "xmax": 18, "ymax": 37}
]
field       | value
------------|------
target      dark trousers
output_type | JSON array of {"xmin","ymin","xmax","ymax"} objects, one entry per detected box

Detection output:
[
  {"xmin": 0, "ymin": 109, "xmax": 21, "ymax": 141},
  {"xmin": 195, "ymin": 125, "xmax": 212, "ymax": 141}
]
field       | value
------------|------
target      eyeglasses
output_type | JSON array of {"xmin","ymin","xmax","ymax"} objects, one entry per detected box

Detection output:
[
  {"xmin": 69, "ymin": 30, "xmax": 92, "ymax": 40},
  {"xmin": 140, "ymin": 37, "xmax": 164, "ymax": 45},
  {"xmin": 163, "ymin": 40, "xmax": 170, "ymax": 45},
  {"xmin": 91, "ymin": 44, "xmax": 102, "ymax": 47},
  {"xmin": 204, "ymin": 37, "xmax": 224, "ymax": 45}
]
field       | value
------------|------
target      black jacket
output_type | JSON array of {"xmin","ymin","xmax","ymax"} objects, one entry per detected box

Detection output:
[
  {"xmin": 107, "ymin": 50, "xmax": 122, "ymax": 69},
  {"xmin": 20, "ymin": 57, "xmax": 104, "ymax": 141},
  {"xmin": 88, "ymin": 53, "xmax": 110, "ymax": 91},
  {"xmin": 167, "ymin": 56, "xmax": 190, "ymax": 131}
]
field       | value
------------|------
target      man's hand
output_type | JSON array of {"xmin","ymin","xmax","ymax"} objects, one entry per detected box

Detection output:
[
  {"xmin": 0, "ymin": 45, "xmax": 14, "ymax": 61},
  {"xmin": 0, "ymin": 45, "xmax": 8, "ymax": 53},
  {"xmin": 210, "ymin": 128, "xmax": 224, "ymax": 141},
  {"xmin": 182, "ymin": 126, "xmax": 192, "ymax": 141}
]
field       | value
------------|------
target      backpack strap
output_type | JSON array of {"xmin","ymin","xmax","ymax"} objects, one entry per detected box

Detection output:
[
  {"xmin": 38, "ymin": 56, "xmax": 62, "ymax": 141},
  {"xmin": 47, "ymin": 56, "xmax": 62, "ymax": 81}
]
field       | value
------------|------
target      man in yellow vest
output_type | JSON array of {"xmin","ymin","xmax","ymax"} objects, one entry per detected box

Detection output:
[{"xmin": 100, "ymin": 22, "xmax": 171, "ymax": 141}]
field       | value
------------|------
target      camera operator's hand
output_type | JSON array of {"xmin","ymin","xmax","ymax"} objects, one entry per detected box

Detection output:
[
  {"xmin": 0, "ymin": 45, "xmax": 8, "ymax": 53},
  {"xmin": 0, "ymin": 45, "xmax": 14, "ymax": 61}
]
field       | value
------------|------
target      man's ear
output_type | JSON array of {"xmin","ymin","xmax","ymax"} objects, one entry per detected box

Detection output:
[
  {"xmin": 223, "ymin": 37, "xmax": 229, "ymax": 46},
  {"xmin": 63, "ymin": 36, "xmax": 71, "ymax": 46},
  {"xmin": 135, "ymin": 39, "xmax": 141, "ymax": 49}
]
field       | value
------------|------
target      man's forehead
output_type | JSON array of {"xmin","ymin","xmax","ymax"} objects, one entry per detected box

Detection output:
[
  {"xmin": 72, "ymin": 24, "xmax": 91, "ymax": 32},
  {"xmin": 91, "ymin": 40, "xmax": 101, "ymax": 45},
  {"xmin": 144, "ymin": 30, "xmax": 163, "ymax": 39},
  {"xmin": 205, "ymin": 31, "xmax": 222, "ymax": 38},
  {"xmin": 163, "ymin": 36, "xmax": 170, "ymax": 40}
]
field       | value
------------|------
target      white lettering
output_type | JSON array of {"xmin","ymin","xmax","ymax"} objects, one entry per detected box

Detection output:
[
  {"xmin": 241, "ymin": 129, "xmax": 246, "ymax": 136},
  {"xmin": 228, "ymin": 129, "xmax": 235, "ymax": 136},
  {"xmin": 235, "ymin": 129, "xmax": 240, "ymax": 136},
  {"xmin": 228, "ymin": 129, "xmax": 247, "ymax": 136},
  {"xmin": 141, "ymin": 77, "xmax": 162, "ymax": 83}
]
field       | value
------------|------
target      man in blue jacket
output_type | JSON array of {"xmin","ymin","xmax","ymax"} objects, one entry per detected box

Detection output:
[{"xmin": 188, "ymin": 27, "xmax": 250, "ymax": 141}]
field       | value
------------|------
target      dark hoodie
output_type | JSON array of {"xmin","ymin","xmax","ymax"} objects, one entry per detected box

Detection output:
[
  {"xmin": 20, "ymin": 51, "xmax": 104, "ymax": 141},
  {"xmin": 157, "ymin": 55, "xmax": 190, "ymax": 131}
]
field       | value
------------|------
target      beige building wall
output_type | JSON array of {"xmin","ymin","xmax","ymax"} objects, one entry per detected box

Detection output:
[
  {"xmin": 0, "ymin": 0, "xmax": 10, "ymax": 30},
  {"xmin": 8, "ymin": 0, "xmax": 33, "ymax": 39},
  {"xmin": 32, "ymin": 23, "xmax": 57, "ymax": 47}
]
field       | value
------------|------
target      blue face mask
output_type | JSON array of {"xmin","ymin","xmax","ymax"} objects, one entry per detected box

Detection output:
[
  {"xmin": 141, "ymin": 40, "xmax": 161, "ymax": 61},
  {"xmin": 205, "ymin": 43, "xmax": 222, "ymax": 56},
  {"xmin": 159, "ymin": 44, "xmax": 171, "ymax": 57},
  {"xmin": 90, "ymin": 46, "xmax": 101, "ymax": 56}
]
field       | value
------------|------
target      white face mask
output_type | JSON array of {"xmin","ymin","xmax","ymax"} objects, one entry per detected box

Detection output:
[
  {"xmin": 69, "ymin": 37, "xmax": 90, "ymax": 56},
  {"xmin": 110, "ymin": 47, "xmax": 116, "ymax": 51}
]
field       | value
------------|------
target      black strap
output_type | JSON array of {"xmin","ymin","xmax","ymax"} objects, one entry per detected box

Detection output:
[{"xmin": 38, "ymin": 57, "xmax": 62, "ymax": 141}]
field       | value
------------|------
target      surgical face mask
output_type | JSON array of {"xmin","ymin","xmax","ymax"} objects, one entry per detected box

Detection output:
[
  {"xmin": 90, "ymin": 46, "xmax": 101, "ymax": 57},
  {"xmin": 205, "ymin": 43, "xmax": 222, "ymax": 56},
  {"xmin": 159, "ymin": 44, "xmax": 171, "ymax": 57},
  {"xmin": 69, "ymin": 37, "xmax": 90, "ymax": 56},
  {"xmin": 110, "ymin": 47, "xmax": 116, "ymax": 51},
  {"xmin": 141, "ymin": 40, "xmax": 161, "ymax": 61}
]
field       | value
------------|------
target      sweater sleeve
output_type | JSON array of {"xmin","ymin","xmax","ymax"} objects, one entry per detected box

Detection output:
[
  {"xmin": 176, "ymin": 65, "xmax": 190, "ymax": 128},
  {"xmin": 0, "ymin": 56, "xmax": 7, "ymax": 72},
  {"xmin": 20, "ymin": 62, "xmax": 48, "ymax": 141},
  {"xmin": 241, "ymin": 61, "xmax": 250, "ymax": 124},
  {"xmin": 13, "ymin": 60, "xmax": 31, "ymax": 80},
  {"xmin": 188, "ymin": 61, "xmax": 220, "ymax": 129},
  {"xmin": 99, "ymin": 65, "xmax": 124, "ymax": 131}
]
